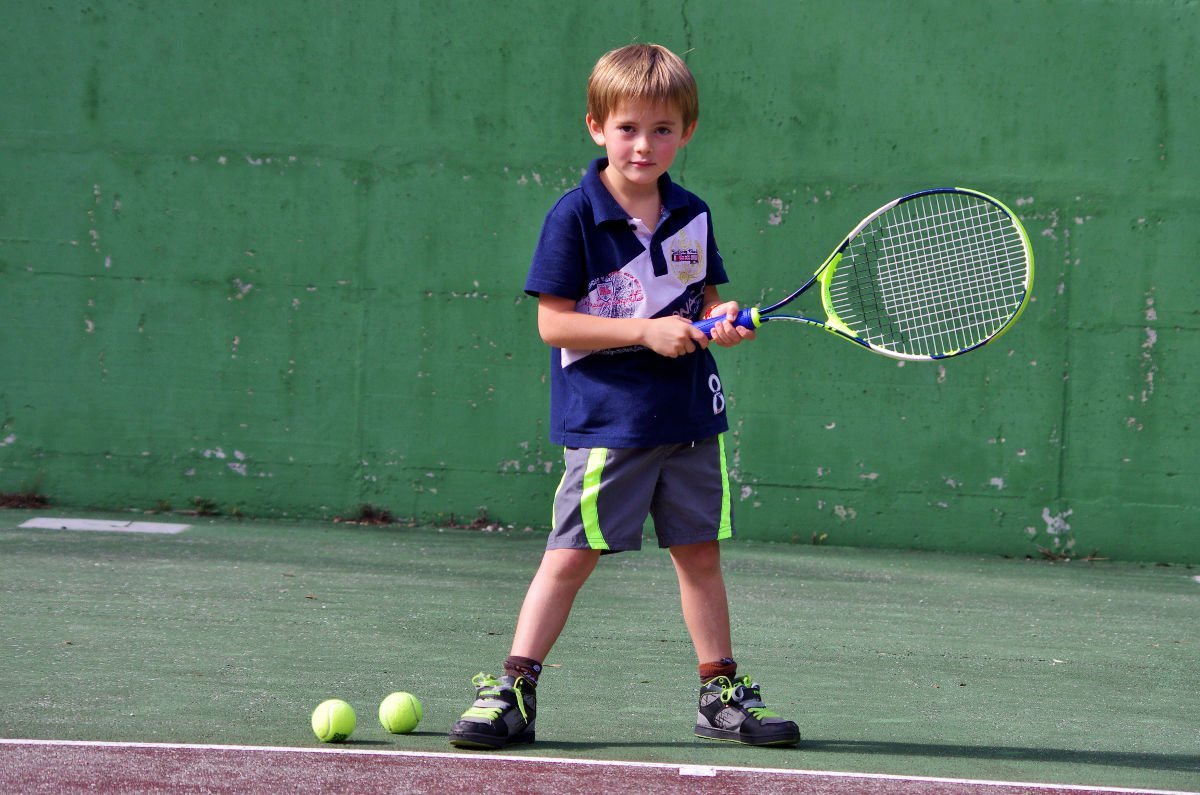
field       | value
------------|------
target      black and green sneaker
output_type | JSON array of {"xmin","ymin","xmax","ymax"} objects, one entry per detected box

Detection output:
[
  {"xmin": 448, "ymin": 673, "xmax": 536, "ymax": 750},
  {"xmin": 694, "ymin": 675, "xmax": 800, "ymax": 747}
]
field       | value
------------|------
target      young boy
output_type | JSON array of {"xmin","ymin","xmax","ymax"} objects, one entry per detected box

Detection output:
[{"xmin": 448, "ymin": 43, "xmax": 800, "ymax": 750}]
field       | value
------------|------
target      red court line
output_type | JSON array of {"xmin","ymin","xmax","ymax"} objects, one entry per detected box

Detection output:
[{"xmin": 1, "ymin": 739, "xmax": 1194, "ymax": 795}]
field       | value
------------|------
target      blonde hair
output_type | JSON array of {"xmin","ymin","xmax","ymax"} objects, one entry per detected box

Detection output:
[{"xmin": 586, "ymin": 44, "xmax": 699, "ymax": 128}]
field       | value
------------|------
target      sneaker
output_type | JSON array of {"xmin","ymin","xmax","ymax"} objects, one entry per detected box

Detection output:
[
  {"xmin": 448, "ymin": 673, "xmax": 536, "ymax": 750},
  {"xmin": 694, "ymin": 675, "xmax": 800, "ymax": 747}
]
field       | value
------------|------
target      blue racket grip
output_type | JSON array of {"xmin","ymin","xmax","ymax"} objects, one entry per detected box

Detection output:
[{"xmin": 693, "ymin": 307, "xmax": 761, "ymax": 338}]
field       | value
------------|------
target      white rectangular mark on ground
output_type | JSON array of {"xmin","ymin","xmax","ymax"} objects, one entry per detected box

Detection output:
[{"xmin": 20, "ymin": 518, "xmax": 191, "ymax": 534}]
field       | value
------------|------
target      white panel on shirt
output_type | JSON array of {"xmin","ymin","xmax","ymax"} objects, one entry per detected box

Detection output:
[{"xmin": 562, "ymin": 212, "xmax": 710, "ymax": 368}]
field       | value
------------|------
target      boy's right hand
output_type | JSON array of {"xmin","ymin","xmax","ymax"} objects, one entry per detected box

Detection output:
[{"xmin": 641, "ymin": 316, "xmax": 710, "ymax": 358}]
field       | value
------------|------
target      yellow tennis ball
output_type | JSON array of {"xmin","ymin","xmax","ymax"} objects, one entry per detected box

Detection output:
[
  {"xmin": 311, "ymin": 699, "xmax": 356, "ymax": 743},
  {"xmin": 378, "ymin": 691, "xmax": 422, "ymax": 734}
]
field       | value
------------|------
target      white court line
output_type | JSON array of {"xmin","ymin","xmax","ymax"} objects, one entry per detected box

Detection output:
[
  {"xmin": 19, "ymin": 517, "xmax": 190, "ymax": 534},
  {"xmin": 0, "ymin": 739, "xmax": 1194, "ymax": 795}
]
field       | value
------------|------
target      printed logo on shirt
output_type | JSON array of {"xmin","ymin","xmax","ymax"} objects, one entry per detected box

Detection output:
[
  {"xmin": 577, "ymin": 271, "xmax": 645, "ymax": 318},
  {"xmin": 668, "ymin": 230, "xmax": 704, "ymax": 286}
]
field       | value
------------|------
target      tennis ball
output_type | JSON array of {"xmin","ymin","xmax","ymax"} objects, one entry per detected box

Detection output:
[
  {"xmin": 378, "ymin": 691, "xmax": 422, "ymax": 734},
  {"xmin": 311, "ymin": 698, "xmax": 356, "ymax": 743}
]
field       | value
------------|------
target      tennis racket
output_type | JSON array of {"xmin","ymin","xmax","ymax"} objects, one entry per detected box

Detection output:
[{"xmin": 695, "ymin": 187, "xmax": 1034, "ymax": 361}]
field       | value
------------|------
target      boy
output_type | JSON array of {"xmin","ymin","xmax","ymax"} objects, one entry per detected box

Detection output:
[{"xmin": 448, "ymin": 43, "xmax": 800, "ymax": 750}]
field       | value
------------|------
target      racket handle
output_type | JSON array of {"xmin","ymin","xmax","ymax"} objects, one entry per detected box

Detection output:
[{"xmin": 693, "ymin": 307, "xmax": 761, "ymax": 338}]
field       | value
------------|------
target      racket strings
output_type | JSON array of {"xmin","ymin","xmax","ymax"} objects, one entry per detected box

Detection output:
[
  {"xmin": 829, "ymin": 193, "xmax": 1028, "ymax": 357},
  {"xmin": 879, "ymin": 201, "xmax": 1022, "ymax": 349}
]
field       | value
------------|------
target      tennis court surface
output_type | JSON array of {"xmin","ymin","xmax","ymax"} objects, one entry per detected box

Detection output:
[{"xmin": 1, "ymin": 511, "xmax": 1196, "ymax": 793}]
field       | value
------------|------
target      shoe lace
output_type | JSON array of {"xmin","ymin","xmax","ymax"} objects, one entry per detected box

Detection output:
[
  {"xmin": 716, "ymin": 675, "xmax": 781, "ymax": 719},
  {"xmin": 471, "ymin": 672, "xmax": 500, "ymax": 689},
  {"xmin": 462, "ymin": 672, "xmax": 529, "ymax": 723}
]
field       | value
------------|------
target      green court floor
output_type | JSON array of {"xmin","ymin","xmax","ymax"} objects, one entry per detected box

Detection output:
[{"xmin": 1, "ymin": 510, "xmax": 1196, "ymax": 792}]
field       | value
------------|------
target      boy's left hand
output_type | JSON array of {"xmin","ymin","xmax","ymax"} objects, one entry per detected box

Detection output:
[{"xmin": 705, "ymin": 302, "xmax": 756, "ymax": 347}]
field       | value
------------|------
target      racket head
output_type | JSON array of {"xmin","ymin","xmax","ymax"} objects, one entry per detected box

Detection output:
[{"xmin": 811, "ymin": 188, "xmax": 1034, "ymax": 361}]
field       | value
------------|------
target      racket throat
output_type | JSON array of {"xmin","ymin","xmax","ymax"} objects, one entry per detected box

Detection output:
[{"xmin": 816, "ymin": 252, "xmax": 856, "ymax": 338}]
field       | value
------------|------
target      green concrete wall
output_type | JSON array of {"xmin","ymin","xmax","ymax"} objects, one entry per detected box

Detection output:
[{"xmin": 2, "ymin": 1, "xmax": 1196, "ymax": 562}]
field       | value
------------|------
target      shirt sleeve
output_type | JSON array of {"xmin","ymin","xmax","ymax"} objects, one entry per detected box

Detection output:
[{"xmin": 525, "ymin": 195, "xmax": 587, "ymax": 300}]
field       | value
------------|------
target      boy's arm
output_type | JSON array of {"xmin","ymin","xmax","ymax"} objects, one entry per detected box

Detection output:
[{"xmin": 537, "ymin": 294, "xmax": 711, "ymax": 359}]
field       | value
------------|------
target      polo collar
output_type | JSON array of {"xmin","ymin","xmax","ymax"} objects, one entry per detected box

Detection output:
[{"xmin": 582, "ymin": 157, "xmax": 688, "ymax": 227}]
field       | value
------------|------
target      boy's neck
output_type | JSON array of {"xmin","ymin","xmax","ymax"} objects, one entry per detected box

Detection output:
[{"xmin": 598, "ymin": 166, "xmax": 662, "ymax": 228}]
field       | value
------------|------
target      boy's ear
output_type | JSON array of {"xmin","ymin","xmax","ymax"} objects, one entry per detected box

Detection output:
[
  {"xmin": 586, "ymin": 113, "xmax": 606, "ymax": 146},
  {"xmin": 679, "ymin": 119, "xmax": 697, "ymax": 147}
]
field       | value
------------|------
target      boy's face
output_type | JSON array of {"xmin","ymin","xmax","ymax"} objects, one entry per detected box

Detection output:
[{"xmin": 586, "ymin": 99, "xmax": 696, "ymax": 197}]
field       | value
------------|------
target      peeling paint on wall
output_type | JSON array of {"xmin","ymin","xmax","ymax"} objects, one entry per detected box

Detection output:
[{"xmin": 1139, "ymin": 290, "xmax": 1158, "ymax": 406}]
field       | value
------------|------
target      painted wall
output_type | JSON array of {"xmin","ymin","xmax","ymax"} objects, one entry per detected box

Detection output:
[{"xmin": 1, "ymin": 1, "xmax": 1195, "ymax": 562}]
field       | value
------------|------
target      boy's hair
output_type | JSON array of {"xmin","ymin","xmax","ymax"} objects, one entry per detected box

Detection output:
[{"xmin": 587, "ymin": 44, "xmax": 698, "ymax": 128}]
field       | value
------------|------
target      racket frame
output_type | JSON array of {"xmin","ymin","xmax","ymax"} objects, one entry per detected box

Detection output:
[{"xmin": 699, "ymin": 187, "xmax": 1034, "ymax": 361}]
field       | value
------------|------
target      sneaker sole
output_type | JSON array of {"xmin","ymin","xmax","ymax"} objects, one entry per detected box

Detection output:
[
  {"xmin": 694, "ymin": 726, "xmax": 800, "ymax": 747},
  {"xmin": 448, "ymin": 730, "xmax": 535, "ymax": 751}
]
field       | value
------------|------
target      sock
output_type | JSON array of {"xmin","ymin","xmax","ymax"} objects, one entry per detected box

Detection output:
[
  {"xmin": 699, "ymin": 657, "xmax": 737, "ymax": 683},
  {"xmin": 503, "ymin": 655, "xmax": 543, "ymax": 686}
]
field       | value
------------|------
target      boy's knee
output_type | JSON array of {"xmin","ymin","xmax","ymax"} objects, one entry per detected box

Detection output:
[
  {"xmin": 542, "ymin": 548, "xmax": 602, "ymax": 581},
  {"xmin": 670, "ymin": 540, "xmax": 722, "ymax": 571}
]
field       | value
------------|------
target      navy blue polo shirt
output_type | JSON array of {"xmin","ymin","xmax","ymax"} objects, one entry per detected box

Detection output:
[{"xmin": 525, "ymin": 158, "xmax": 731, "ymax": 448}]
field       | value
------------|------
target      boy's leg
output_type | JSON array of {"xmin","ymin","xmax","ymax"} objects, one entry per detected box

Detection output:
[
  {"xmin": 510, "ymin": 548, "xmax": 602, "ymax": 661},
  {"xmin": 658, "ymin": 440, "xmax": 802, "ymax": 748},
  {"xmin": 654, "ymin": 437, "xmax": 735, "ymax": 667},
  {"xmin": 450, "ymin": 444, "xmax": 654, "ymax": 751},
  {"xmin": 670, "ymin": 541, "xmax": 801, "ymax": 746},
  {"xmin": 448, "ymin": 548, "xmax": 600, "ymax": 750},
  {"xmin": 668, "ymin": 540, "xmax": 732, "ymax": 663}
]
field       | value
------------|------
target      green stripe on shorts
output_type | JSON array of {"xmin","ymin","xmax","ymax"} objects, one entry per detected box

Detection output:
[
  {"xmin": 718, "ymin": 433, "xmax": 733, "ymax": 540},
  {"xmin": 581, "ymin": 447, "xmax": 610, "ymax": 551}
]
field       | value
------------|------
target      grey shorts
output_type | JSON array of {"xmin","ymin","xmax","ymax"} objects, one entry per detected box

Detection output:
[{"xmin": 548, "ymin": 434, "xmax": 734, "ymax": 552}]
